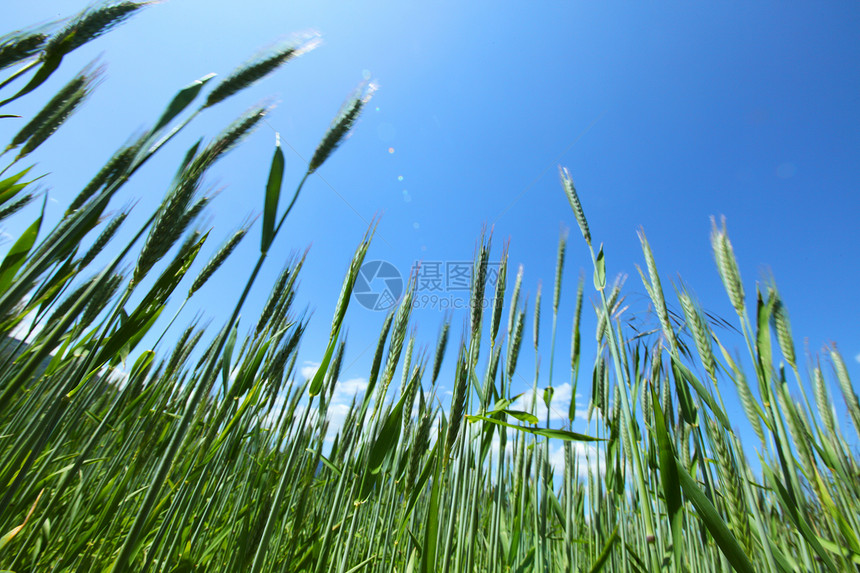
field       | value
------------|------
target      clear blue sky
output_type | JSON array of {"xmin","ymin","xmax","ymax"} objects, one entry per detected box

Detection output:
[{"xmin": 2, "ymin": 1, "xmax": 859, "ymax": 444}]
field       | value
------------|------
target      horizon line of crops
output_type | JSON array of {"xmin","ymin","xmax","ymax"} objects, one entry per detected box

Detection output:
[{"xmin": 1, "ymin": 3, "xmax": 860, "ymax": 572}]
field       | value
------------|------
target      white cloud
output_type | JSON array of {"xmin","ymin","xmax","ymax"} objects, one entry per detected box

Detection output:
[
  {"xmin": 301, "ymin": 361, "xmax": 319, "ymax": 380},
  {"xmin": 332, "ymin": 377, "xmax": 368, "ymax": 401},
  {"xmin": 510, "ymin": 383, "xmax": 588, "ymax": 422},
  {"xmin": 266, "ymin": 362, "xmax": 372, "ymax": 442},
  {"xmin": 479, "ymin": 425, "xmax": 603, "ymax": 483},
  {"xmin": 7, "ymin": 309, "xmax": 38, "ymax": 340},
  {"xmin": 855, "ymin": 352, "xmax": 860, "ymax": 364},
  {"xmin": 488, "ymin": 429, "xmax": 515, "ymax": 462},
  {"xmin": 547, "ymin": 441, "xmax": 605, "ymax": 479},
  {"xmin": 6, "ymin": 292, "xmax": 44, "ymax": 342},
  {"xmin": 325, "ymin": 401, "xmax": 352, "ymax": 438},
  {"xmin": 319, "ymin": 376, "xmax": 370, "ymax": 441}
]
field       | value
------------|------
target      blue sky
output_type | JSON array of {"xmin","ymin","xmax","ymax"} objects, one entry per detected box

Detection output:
[{"xmin": 2, "ymin": 1, "xmax": 859, "ymax": 448}]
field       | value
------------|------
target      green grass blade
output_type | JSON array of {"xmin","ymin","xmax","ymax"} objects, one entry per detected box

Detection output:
[
  {"xmin": 762, "ymin": 464, "xmax": 839, "ymax": 573},
  {"xmin": 652, "ymin": 390, "xmax": 684, "ymax": 567},
  {"xmin": 587, "ymin": 522, "xmax": 618, "ymax": 573},
  {"xmin": 465, "ymin": 415, "xmax": 602, "ymax": 442},
  {"xmin": 309, "ymin": 331, "xmax": 341, "ymax": 397},
  {"xmin": 0, "ymin": 206, "xmax": 42, "ymax": 294},
  {"xmin": 261, "ymin": 135, "xmax": 284, "ymax": 253},
  {"xmin": 151, "ymin": 73, "xmax": 215, "ymax": 135},
  {"xmin": 672, "ymin": 357, "xmax": 731, "ymax": 430},
  {"xmin": 675, "ymin": 456, "xmax": 755, "ymax": 573},
  {"xmin": 367, "ymin": 382, "xmax": 411, "ymax": 474},
  {"xmin": 421, "ymin": 450, "xmax": 442, "ymax": 573}
]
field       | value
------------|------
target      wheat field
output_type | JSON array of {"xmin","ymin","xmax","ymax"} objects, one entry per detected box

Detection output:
[{"xmin": 0, "ymin": 3, "xmax": 858, "ymax": 572}]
